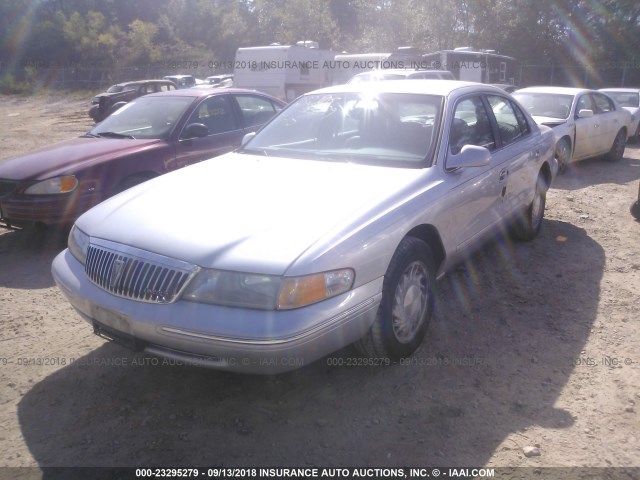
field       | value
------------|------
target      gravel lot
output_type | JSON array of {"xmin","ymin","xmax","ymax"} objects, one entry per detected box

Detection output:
[{"xmin": 1, "ymin": 93, "xmax": 639, "ymax": 478}]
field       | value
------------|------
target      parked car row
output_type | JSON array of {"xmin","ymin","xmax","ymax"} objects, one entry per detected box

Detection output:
[
  {"xmin": 347, "ymin": 69, "xmax": 637, "ymax": 175},
  {"xmin": 347, "ymin": 69, "xmax": 636, "ymax": 175},
  {"xmin": 88, "ymin": 75, "xmax": 237, "ymax": 123},
  {"xmin": 2, "ymin": 76, "xmax": 634, "ymax": 374}
]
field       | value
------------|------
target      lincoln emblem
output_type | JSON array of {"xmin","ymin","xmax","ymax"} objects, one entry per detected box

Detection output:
[{"xmin": 109, "ymin": 258, "xmax": 126, "ymax": 289}]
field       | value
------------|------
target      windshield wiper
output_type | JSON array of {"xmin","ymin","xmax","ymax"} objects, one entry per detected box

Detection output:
[
  {"xmin": 82, "ymin": 132, "xmax": 100, "ymax": 138},
  {"xmin": 94, "ymin": 131, "xmax": 136, "ymax": 139}
]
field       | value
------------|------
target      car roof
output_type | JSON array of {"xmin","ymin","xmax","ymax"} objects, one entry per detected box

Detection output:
[
  {"xmin": 116, "ymin": 79, "xmax": 173, "ymax": 87},
  {"xmin": 309, "ymin": 79, "xmax": 508, "ymax": 97},
  {"xmin": 599, "ymin": 88, "xmax": 640, "ymax": 92},
  {"xmin": 514, "ymin": 86, "xmax": 593, "ymax": 96},
  {"xmin": 144, "ymin": 87, "xmax": 283, "ymax": 100},
  {"xmin": 354, "ymin": 69, "xmax": 451, "ymax": 76}
]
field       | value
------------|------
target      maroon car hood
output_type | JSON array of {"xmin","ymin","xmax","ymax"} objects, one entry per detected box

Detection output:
[{"xmin": 0, "ymin": 136, "xmax": 164, "ymax": 181}]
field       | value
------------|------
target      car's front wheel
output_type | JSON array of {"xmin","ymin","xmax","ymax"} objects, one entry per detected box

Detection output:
[
  {"xmin": 354, "ymin": 237, "xmax": 435, "ymax": 360},
  {"xmin": 555, "ymin": 138, "xmax": 571, "ymax": 174},
  {"xmin": 604, "ymin": 129, "xmax": 626, "ymax": 162}
]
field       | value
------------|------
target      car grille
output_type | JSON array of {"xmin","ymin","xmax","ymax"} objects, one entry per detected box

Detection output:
[
  {"xmin": 0, "ymin": 180, "xmax": 19, "ymax": 198},
  {"xmin": 85, "ymin": 238, "xmax": 200, "ymax": 304}
]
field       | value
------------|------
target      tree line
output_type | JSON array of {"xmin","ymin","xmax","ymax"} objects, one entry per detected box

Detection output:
[{"xmin": 1, "ymin": 0, "xmax": 639, "ymax": 90}]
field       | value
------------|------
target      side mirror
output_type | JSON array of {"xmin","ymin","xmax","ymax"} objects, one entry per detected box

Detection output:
[
  {"xmin": 446, "ymin": 145, "xmax": 491, "ymax": 170},
  {"xmin": 241, "ymin": 132, "xmax": 256, "ymax": 146},
  {"xmin": 577, "ymin": 109, "xmax": 594, "ymax": 119},
  {"xmin": 182, "ymin": 123, "xmax": 208, "ymax": 140}
]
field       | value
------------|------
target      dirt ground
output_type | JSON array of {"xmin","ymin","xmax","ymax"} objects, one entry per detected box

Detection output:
[{"xmin": 0, "ymin": 93, "xmax": 639, "ymax": 478}]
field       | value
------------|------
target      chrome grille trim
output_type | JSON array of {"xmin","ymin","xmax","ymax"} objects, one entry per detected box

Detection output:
[{"xmin": 85, "ymin": 238, "xmax": 200, "ymax": 304}]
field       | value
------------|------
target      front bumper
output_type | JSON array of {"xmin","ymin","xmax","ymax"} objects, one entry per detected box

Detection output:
[
  {"xmin": 52, "ymin": 249, "xmax": 383, "ymax": 374},
  {"xmin": 0, "ymin": 190, "xmax": 101, "ymax": 227}
]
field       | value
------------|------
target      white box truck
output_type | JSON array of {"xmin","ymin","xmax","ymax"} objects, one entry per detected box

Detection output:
[{"xmin": 233, "ymin": 41, "xmax": 336, "ymax": 102}]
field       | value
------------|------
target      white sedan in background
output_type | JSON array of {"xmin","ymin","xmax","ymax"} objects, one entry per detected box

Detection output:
[
  {"xmin": 52, "ymin": 81, "xmax": 555, "ymax": 374},
  {"xmin": 599, "ymin": 88, "xmax": 640, "ymax": 142},
  {"xmin": 513, "ymin": 86, "xmax": 631, "ymax": 173},
  {"xmin": 348, "ymin": 69, "xmax": 455, "ymax": 83}
]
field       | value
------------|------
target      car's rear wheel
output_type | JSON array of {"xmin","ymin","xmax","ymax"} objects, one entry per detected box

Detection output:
[
  {"xmin": 604, "ymin": 129, "xmax": 626, "ymax": 162},
  {"xmin": 512, "ymin": 174, "xmax": 547, "ymax": 241},
  {"xmin": 354, "ymin": 237, "xmax": 435, "ymax": 360},
  {"xmin": 555, "ymin": 138, "xmax": 571, "ymax": 174}
]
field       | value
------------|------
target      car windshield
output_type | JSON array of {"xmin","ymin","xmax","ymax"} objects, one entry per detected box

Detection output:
[
  {"xmin": 88, "ymin": 96, "xmax": 194, "ymax": 139},
  {"xmin": 512, "ymin": 92, "xmax": 574, "ymax": 120},
  {"xmin": 604, "ymin": 91, "xmax": 639, "ymax": 108},
  {"xmin": 241, "ymin": 92, "xmax": 442, "ymax": 167}
]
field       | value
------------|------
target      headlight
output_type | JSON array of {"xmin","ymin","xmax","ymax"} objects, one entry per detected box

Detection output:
[
  {"xmin": 183, "ymin": 270, "xmax": 282, "ymax": 310},
  {"xmin": 277, "ymin": 269, "xmax": 354, "ymax": 309},
  {"xmin": 24, "ymin": 176, "xmax": 78, "ymax": 195},
  {"xmin": 68, "ymin": 225, "xmax": 90, "ymax": 265},
  {"xmin": 182, "ymin": 268, "xmax": 355, "ymax": 310}
]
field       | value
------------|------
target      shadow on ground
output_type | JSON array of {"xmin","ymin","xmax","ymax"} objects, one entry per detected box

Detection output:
[
  {"xmin": 0, "ymin": 226, "xmax": 68, "ymax": 289},
  {"xmin": 18, "ymin": 218, "xmax": 604, "ymax": 470},
  {"xmin": 553, "ymin": 154, "xmax": 640, "ymax": 191}
]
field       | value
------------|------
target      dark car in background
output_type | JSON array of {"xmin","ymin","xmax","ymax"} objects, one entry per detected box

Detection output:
[
  {"xmin": 163, "ymin": 75, "xmax": 197, "ymax": 89},
  {"xmin": 0, "ymin": 89, "xmax": 285, "ymax": 228},
  {"xmin": 89, "ymin": 79, "xmax": 177, "ymax": 123}
]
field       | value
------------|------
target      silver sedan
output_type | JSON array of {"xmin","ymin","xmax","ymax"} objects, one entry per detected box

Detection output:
[
  {"xmin": 52, "ymin": 81, "xmax": 556, "ymax": 374},
  {"xmin": 513, "ymin": 86, "xmax": 631, "ymax": 173},
  {"xmin": 599, "ymin": 88, "xmax": 640, "ymax": 142}
]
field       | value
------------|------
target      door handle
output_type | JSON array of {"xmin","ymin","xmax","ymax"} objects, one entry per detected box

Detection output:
[{"xmin": 499, "ymin": 169, "xmax": 508, "ymax": 182}]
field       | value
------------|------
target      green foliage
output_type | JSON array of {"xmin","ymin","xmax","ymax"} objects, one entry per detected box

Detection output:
[
  {"xmin": 127, "ymin": 19, "xmax": 160, "ymax": 64},
  {"xmin": 1, "ymin": 0, "xmax": 640, "ymax": 91}
]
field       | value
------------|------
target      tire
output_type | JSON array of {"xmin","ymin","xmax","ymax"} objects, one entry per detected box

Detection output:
[
  {"xmin": 89, "ymin": 104, "xmax": 101, "ymax": 122},
  {"xmin": 555, "ymin": 138, "xmax": 571, "ymax": 174},
  {"xmin": 604, "ymin": 129, "xmax": 626, "ymax": 162},
  {"xmin": 512, "ymin": 174, "xmax": 547, "ymax": 241},
  {"xmin": 631, "ymin": 200, "xmax": 640, "ymax": 220},
  {"xmin": 354, "ymin": 237, "xmax": 436, "ymax": 359}
]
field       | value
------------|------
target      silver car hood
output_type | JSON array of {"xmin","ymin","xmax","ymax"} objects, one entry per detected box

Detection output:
[{"xmin": 77, "ymin": 152, "xmax": 428, "ymax": 275}]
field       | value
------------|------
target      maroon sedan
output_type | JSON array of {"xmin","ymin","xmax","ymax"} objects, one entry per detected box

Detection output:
[{"xmin": 0, "ymin": 88, "xmax": 285, "ymax": 228}]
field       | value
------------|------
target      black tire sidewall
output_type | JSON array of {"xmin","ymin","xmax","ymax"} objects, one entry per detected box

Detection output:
[
  {"xmin": 605, "ymin": 130, "xmax": 626, "ymax": 162},
  {"xmin": 556, "ymin": 139, "xmax": 570, "ymax": 173},
  {"xmin": 631, "ymin": 200, "xmax": 640, "ymax": 220},
  {"xmin": 377, "ymin": 238, "xmax": 435, "ymax": 359},
  {"xmin": 512, "ymin": 175, "xmax": 547, "ymax": 241}
]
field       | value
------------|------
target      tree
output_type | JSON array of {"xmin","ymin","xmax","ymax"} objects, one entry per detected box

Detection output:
[{"xmin": 127, "ymin": 19, "xmax": 160, "ymax": 64}]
